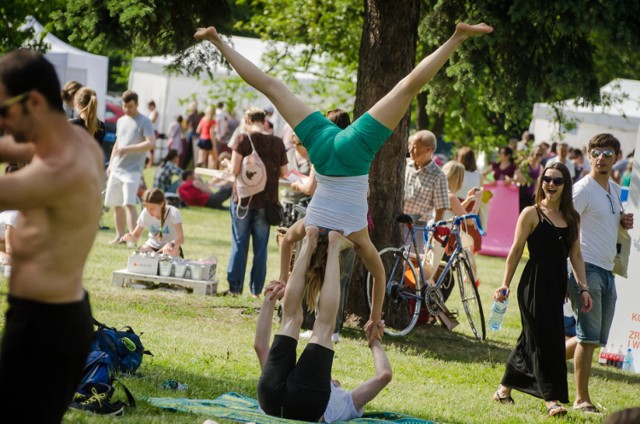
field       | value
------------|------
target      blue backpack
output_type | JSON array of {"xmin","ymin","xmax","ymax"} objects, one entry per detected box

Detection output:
[{"xmin": 91, "ymin": 318, "xmax": 152, "ymax": 375}]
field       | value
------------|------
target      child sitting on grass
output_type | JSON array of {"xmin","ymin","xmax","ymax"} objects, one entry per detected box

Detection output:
[{"xmin": 121, "ymin": 188, "xmax": 184, "ymax": 257}]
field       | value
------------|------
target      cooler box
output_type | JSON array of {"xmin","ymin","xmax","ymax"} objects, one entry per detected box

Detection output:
[
  {"xmin": 191, "ymin": 257, "xmax": 217, "ymax": 281},
  {"xmin": 127, "ymin": 253, "xmax": 160, "ymax": 275}
]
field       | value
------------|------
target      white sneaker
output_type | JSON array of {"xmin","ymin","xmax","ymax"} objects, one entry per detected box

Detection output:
[
  {"xmin": 299, "ymin": 330, "xmax": 313, "ymax": 339},
  {"xmin": 126, "ymin": 241, "xmax": 136, "ymax": 249},
  {"xmin": 331, "ymin": 333, "xmax": 340, "ymax": 343}
]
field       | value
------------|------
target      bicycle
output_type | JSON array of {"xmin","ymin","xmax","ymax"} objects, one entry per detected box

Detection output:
[{"xmin": 366, "ymin": 213, "xmax": 486, "ymax": 340}]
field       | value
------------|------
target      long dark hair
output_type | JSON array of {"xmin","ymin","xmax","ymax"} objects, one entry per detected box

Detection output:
[
  {"xmin": 161, "ymin": 149, "xmax": 179, "ymax": 167},
  {"xmin": 535, "ymin": 162, "xmax": 580, "ymax": 246},
  {"xmin": 303, "ymin": 239, "xmax": 329, "ymax": 313}
]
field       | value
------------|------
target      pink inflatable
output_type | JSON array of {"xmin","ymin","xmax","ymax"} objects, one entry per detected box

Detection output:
[{"xmin": 479, "ymin": 181, "xmax": 519, "ymax": 257}]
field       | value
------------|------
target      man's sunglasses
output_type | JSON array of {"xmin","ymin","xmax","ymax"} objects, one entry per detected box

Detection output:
[
  {"xmin": 590, "ymin": 148, "xmax": 615, "ymax": 159},
  {"xmin": 541, "ymin": 176, "xmax": 565, "ymax": 185},
  {"xmin": 0, "ymin": 91, "xmax": 30, "ymax": 117}
]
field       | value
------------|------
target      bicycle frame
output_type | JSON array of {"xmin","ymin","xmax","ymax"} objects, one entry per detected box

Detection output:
[{"xmin": 395, "ymin": 214, "xmax": 485, "ymax": 295}]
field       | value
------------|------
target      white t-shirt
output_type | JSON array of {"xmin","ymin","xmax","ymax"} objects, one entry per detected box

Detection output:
[
  {"xmin": 323, "ymin": 382, "xmax": 364, "ymax": 423},
  {"xmin": 137, "ymin": 205, "xmax": 182, "ymax": 250},
  {"xmin": 573, "ymin": 175, "xmax": 623, "ymax": 270},
  {"xmin": 456, "ymin": 170, "xmax": 481, "ymax": 199},
  {"xmin": 546, "ymin": 156, "xmax": 576, "ymax": 178},
  {"xmin": 113, "ymin": 113, "xmax": 155, "ymax": 174},
  {"xmin": 0, "ymin": 210, "xmax": 19, "ymax": 240}
]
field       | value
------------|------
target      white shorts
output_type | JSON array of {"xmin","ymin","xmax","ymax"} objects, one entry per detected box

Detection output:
[{"xmin": 104, "ymin": 171, "xmax": 140, "ymax": 207}]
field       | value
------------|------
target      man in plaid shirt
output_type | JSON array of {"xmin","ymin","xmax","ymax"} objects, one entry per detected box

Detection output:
[{"xmin": 404, "ymin": 130, "xmax": 450, "ymax": 222}]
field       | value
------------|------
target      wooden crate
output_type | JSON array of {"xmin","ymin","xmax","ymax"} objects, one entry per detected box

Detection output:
[{"xmin": 112, "ymin": 269, "xmax": 217, "ymax": 295}]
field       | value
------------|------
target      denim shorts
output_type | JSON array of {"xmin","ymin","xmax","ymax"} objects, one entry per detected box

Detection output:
[{"xmin": 568, "ymin": 262, "xmax": 617, "ymax": 346}]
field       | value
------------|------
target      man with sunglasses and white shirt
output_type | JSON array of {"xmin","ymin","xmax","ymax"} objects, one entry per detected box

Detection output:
[{"xmin": 565, "ymin": 133, "xmax": 634, "ymax": 414}]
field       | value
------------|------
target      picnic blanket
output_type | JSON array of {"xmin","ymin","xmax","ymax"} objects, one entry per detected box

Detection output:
[{"xmin": 147, "ymin": 392, "xmax": 436, "ymax": 424}]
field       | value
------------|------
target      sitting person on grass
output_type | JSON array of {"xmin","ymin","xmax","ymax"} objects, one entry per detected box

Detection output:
[
  {"xmin": 121, "ymin": 188, "xmax": 184, "ymax": 257},
  {"xmin": 0, "ymin": 164, "xmax": 20, "ymax": 265},
  {"xmin": 153, "ymin": 149, "xmax": 183, "ymax": 194},
  {"xmin": 178, "ymin": 170, "xmax": 232, "ymax": 210},
  {"xmin": 254, "ymin": 227, "xmax": 392, "ymax": 422}
]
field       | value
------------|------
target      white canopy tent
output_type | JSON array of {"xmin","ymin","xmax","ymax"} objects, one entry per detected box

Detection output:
[
  {"xmin": 529, "ymin": 79, "xmax": 640, "ymax": 154},
  {"xmin": 129, "ymin": 36, "xmax": 334, "ymax": 135},
  {"xmin": 24, "ymin": 18, "xmax": 109, "ymax": 119}
]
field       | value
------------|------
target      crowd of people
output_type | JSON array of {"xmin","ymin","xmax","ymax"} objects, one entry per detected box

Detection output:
[{"xmin": 0, "ymin": 19, "xmax": 637, "ymax": 423}]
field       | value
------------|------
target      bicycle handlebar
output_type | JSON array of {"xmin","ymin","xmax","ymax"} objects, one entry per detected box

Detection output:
[{"xmin": 432, "ymin": 214, "xmax": 486, "ymax": 236}]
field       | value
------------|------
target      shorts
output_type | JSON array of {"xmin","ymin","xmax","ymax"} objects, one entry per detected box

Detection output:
[
  {"xmin": 568, "ymin": 262, "xmax": 617, "ymax": 345},
  {"xmin": 294, "ymin": 112, "xmax": 392, "ymax": 176},
  {"xmin": 257, "ymin": 335, "xmax": 333, "ymax": 421},
  {"xmin": 197, "ymin": 138, "xmax": 213, "ymax": 150},
  {"xmin": 104, "ymin": 171, "xmax": 141, "ymax": 206},
  {"xmin": 0, "ymin": 293, "xmax": 93, "ymax": 422}
]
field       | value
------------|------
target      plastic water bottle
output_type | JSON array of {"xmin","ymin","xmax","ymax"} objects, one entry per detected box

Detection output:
[
  {"xmin": 488, "ymin": 292, "xmax": 509, "ymax": 331},
  {"xmin": 622, "ymin": 349, "xmax": 634, "ymax": 372}
]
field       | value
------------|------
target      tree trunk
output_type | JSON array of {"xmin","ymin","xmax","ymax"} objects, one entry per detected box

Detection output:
[{"xmin": 345, "ymin": 0, "xmax": 420, "ymax": 325}]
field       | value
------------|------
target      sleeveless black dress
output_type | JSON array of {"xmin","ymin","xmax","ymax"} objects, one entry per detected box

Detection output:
[{"xmin": 501, "ymin": 207, "xmax": 570, "ymax": 403}]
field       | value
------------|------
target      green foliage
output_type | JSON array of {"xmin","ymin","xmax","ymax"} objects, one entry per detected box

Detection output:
[
  {"xmin": 0, "ymin": 0, "xmax": 64, "ymax": 55},
  {"xmin": 50, "ymin": 0, "xmax": 232, "ymax": 56}
]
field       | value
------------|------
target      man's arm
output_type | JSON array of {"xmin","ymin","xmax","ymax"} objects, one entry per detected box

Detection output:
[
  {"xmin": 0, "ymin": 135, "xmax": 34, "ymax": 163},
  {"xmin": 117, "ymin": 136, "xmax": 155, "ymax": 154},
  {"xmin": 192, "ymin": 177, "xmax": 214, "ymax": 194}
]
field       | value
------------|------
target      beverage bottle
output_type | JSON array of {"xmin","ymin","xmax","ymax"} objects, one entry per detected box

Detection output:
[
  {"xmin": 606, "ymin": 343, "xmax": 615, "ymax": 366},
  {"xmin": 622, "ymin": 349, "xmax": 634, "ymax": 372},
  {"xmin": 598, "ymin": 345, "xmax": 608, "ymax": 366},
  {"xmin": 615, "ymin": 345, "xmax": 625, "ymax": 369},
  {"xmin": 488, "ymin": 291, "xmax": 509, "ymax": 331}
]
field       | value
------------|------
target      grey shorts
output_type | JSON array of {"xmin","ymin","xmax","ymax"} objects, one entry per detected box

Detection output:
[{"xmin": 568, "ymin": 262, "xmax": 617, "ymax": 346}]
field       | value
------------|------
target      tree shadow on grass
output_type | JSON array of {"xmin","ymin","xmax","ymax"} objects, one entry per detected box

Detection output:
[{"xmin": 340, "ymin": 323, "xmax": 513, "ymax": 366}]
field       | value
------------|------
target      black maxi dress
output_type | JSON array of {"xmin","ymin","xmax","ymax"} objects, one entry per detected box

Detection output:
[{"xmin": 501, "ymin": 207, "xmax": 570, "ymax": 403}]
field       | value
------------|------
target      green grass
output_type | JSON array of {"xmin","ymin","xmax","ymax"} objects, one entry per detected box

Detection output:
[{"xmin": 1, "ymin": 169, "xmax": 639, "ymax": 423}]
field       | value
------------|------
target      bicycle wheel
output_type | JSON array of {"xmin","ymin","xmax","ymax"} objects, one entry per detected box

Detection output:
[
  {"xmin": 366, "ymin": 247, "xmax": 423, "ymax": 337},
  {"xmin": 455, "ymin": 252, "xmax": 486, "ymax": 341}
]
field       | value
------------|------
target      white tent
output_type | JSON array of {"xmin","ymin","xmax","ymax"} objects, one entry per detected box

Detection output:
[
  {"xmin": 23, "ymin": 18, "xmax": 109, "ymax": 119},
  {"xmin": 129, "ymin": 36, "xmax": 331, "ymax": 135},
  {"xmin": 530, "ymin": 79, "xmax": 640, "ymax": 154}
]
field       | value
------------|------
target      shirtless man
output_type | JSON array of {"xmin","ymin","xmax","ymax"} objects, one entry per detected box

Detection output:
[{"xmin": 0, "ymin": 50, "xmax": 104, "ymax": 422}]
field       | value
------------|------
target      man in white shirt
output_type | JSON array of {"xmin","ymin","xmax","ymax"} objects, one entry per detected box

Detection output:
[
  {"xmin": 105, "ymin": 90, "xmax": 155, "ymax": 244},
  {"xmin": 565, "ymin": 133, "xmax": 634, "ymax": 414}
]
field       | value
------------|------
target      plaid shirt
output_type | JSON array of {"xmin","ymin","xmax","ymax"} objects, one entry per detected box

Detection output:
[
  {"xmin": 153, "ymin": 161, "xmax": 183, "ymax": 193},
  {"xmin": 404, "ymin": 158, "xmax": 450, "ymax": 220}
]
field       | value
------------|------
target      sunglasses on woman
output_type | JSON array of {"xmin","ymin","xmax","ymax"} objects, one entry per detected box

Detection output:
[
  {"xmin": 590, "ymin": 148, "xmax": 615, "ymax": 159},
  {"xmin": 541, "ymin": 176, "xmax": 565, "ymax": 185}
]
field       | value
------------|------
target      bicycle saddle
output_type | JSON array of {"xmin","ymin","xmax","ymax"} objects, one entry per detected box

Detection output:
[{"xmin": 396, "ymin": 214, "xmax": 414, "ymax": 224}]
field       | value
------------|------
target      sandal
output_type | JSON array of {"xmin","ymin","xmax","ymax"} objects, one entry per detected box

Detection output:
[
  {"xmin": 573, "ymin": 404, "xmax": 601, "ymax": 414},
  {"xmin": 493, "ymin": 390, "xmax": 515, "ymax": 404},
  {"xmin": 547, "ymin": 403, "xmax": 567, "ymax": 417}
]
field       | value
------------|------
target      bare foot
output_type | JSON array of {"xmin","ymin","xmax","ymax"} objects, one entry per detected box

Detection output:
[
  {"xmin": 328, "ymin": 230, "xmax": 354, "ymax": 252},
  {"xmin": 455, "ymin": 22, "xmax": 494, "ymax": 39},
  {"xmin": 194, "ymin": 27, "xmax": 221, "ymax": 43}
]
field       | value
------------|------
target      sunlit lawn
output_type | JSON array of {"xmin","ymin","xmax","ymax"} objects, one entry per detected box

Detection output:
[{"xmin": 0, "ymin": 168, "xmax": 638, "ymax": 423}]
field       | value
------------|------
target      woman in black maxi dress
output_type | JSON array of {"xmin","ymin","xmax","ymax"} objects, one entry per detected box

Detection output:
[{"xmin": 492, "ymin": 163, "xmax": 592, "ymax": 417}]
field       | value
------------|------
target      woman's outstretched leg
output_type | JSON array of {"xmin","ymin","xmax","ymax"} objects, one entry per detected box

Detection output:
[
  {"xmin": 195, "ymin": 27, "xmax": 313, "ymax": 129},
  {"xmin": 368, "ymin": 23, "xmax": 492, "ymax": 130},
  {"xmin": 309, "ymin": 231, "xmax": 354, "ymax": 349},
  {"xmin": 279, "ymin": 226, "xmax": 319, "ymax": 339}
]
